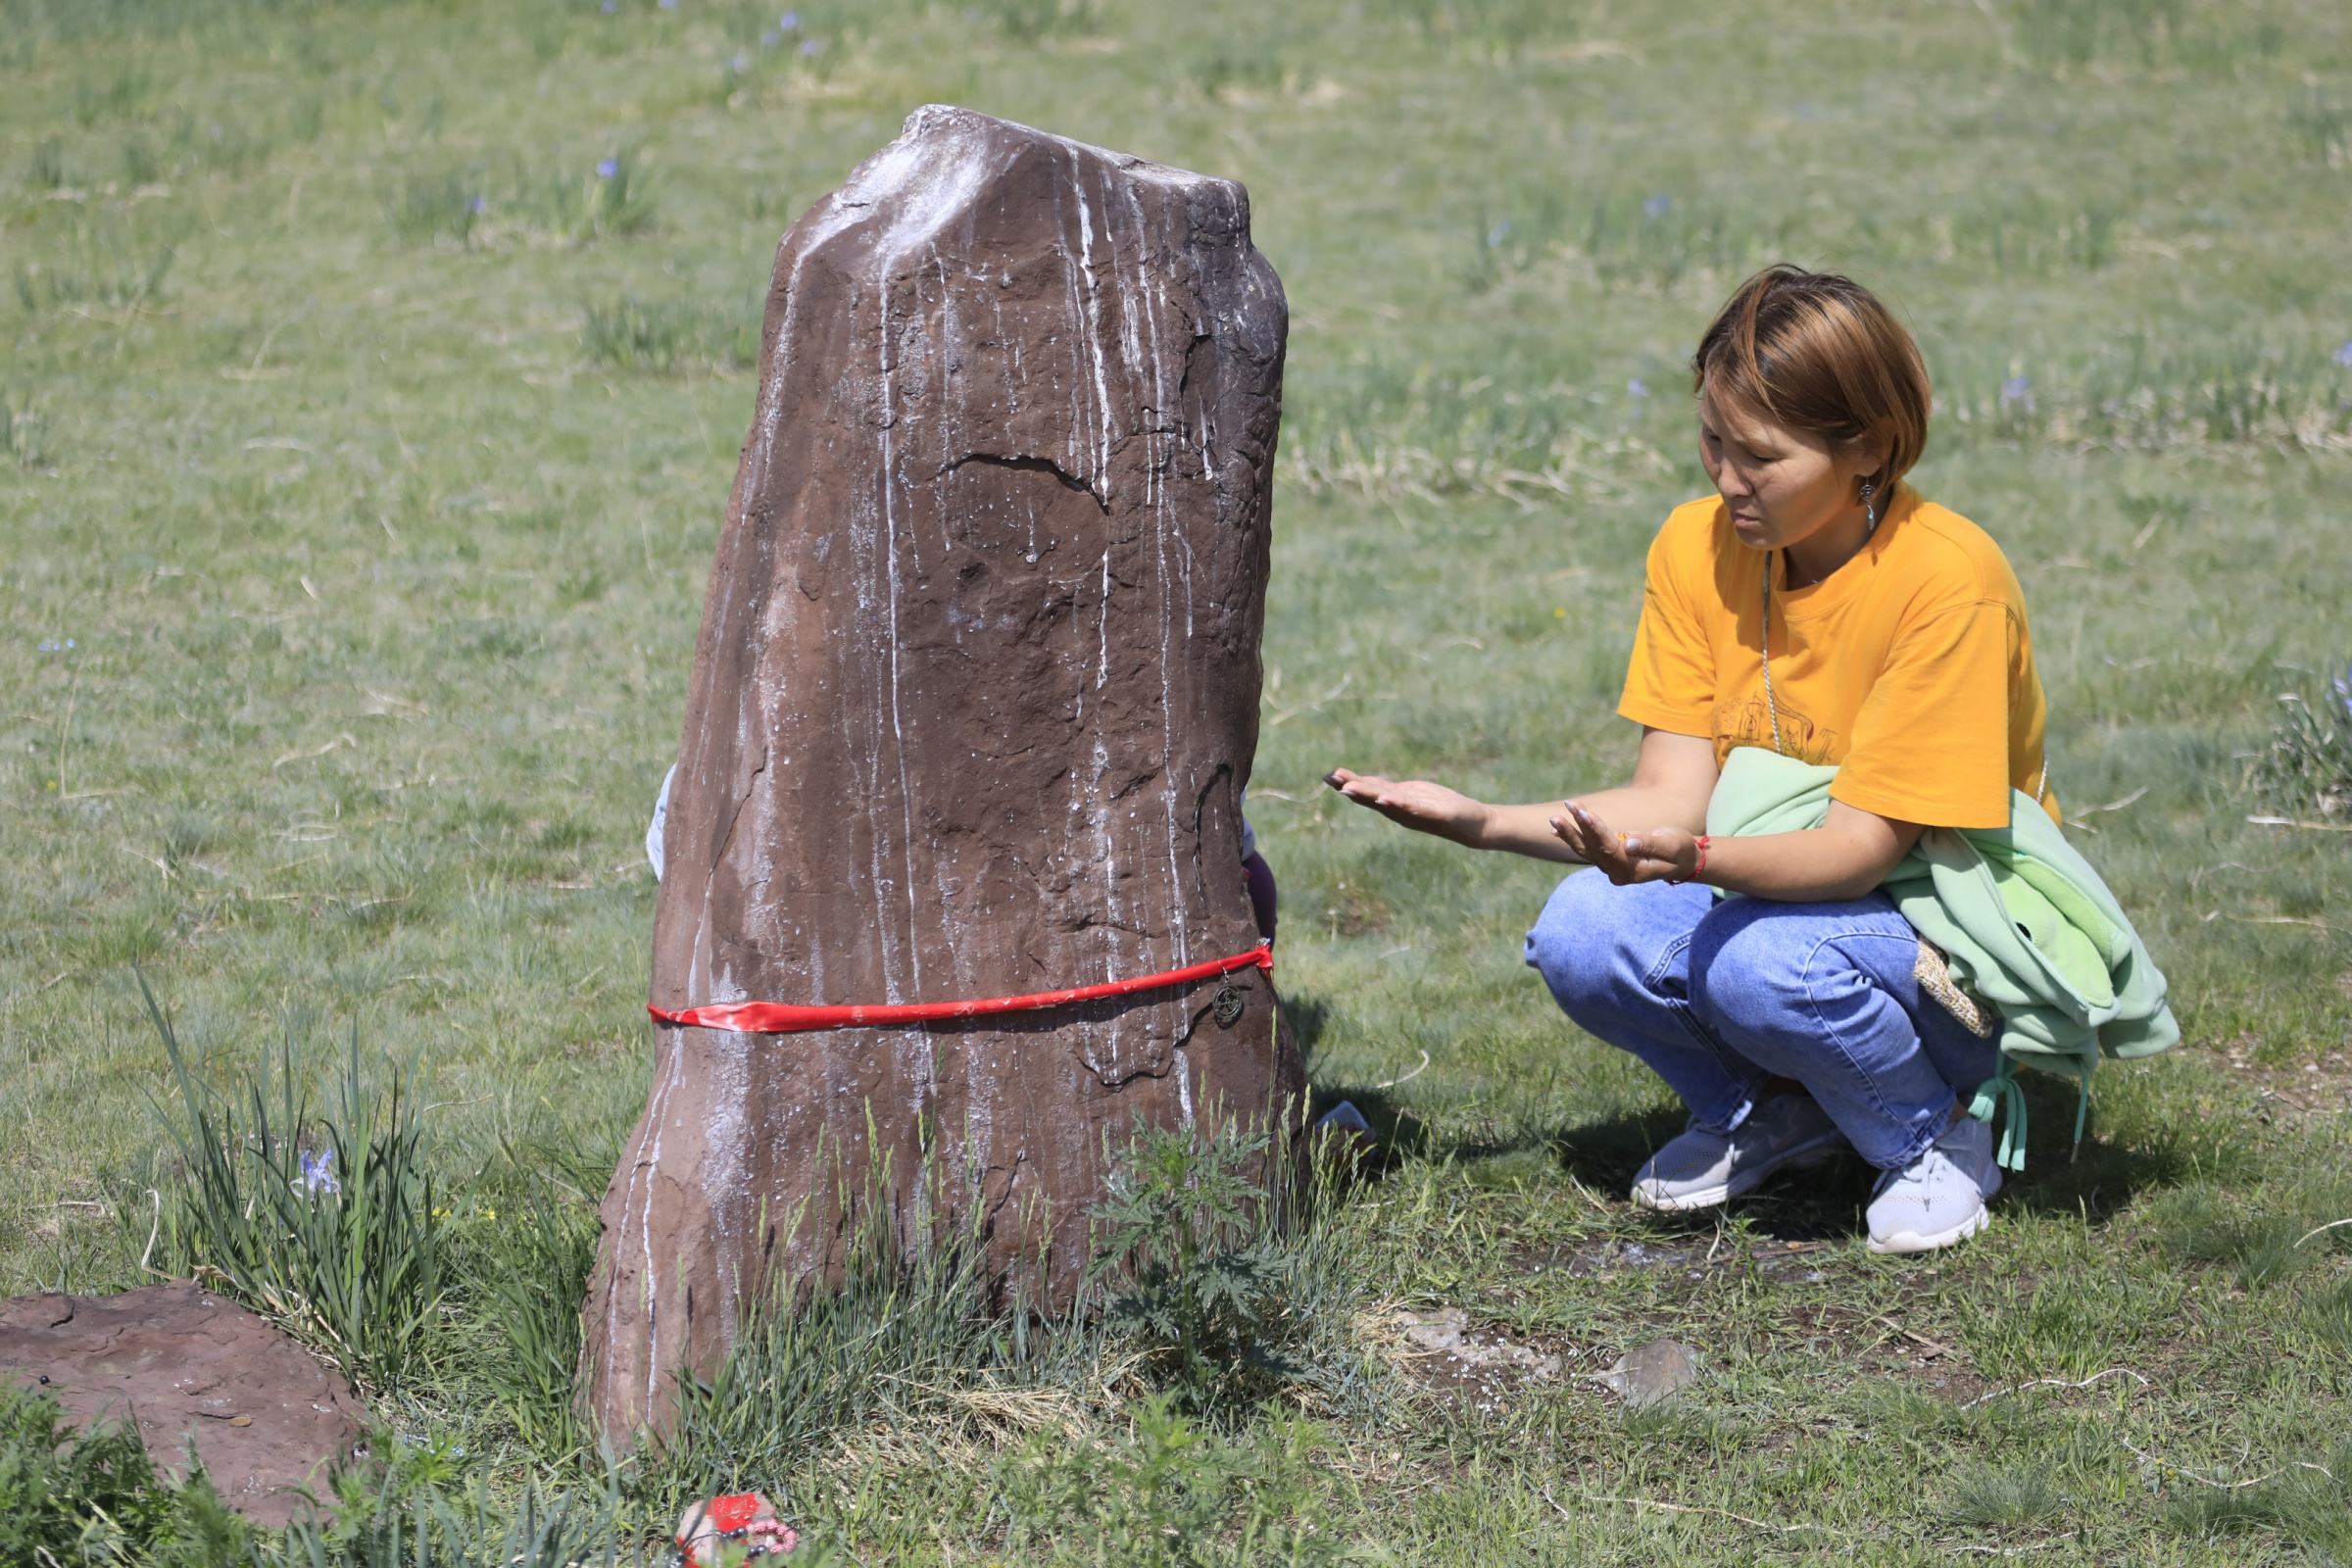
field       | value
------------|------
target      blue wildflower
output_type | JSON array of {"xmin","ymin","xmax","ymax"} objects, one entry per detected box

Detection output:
[
  {"xmin": 36, "ymin": 639, "xmax": 74, "ymax": 652},
  {"xmin": 761, "ymin": 29, "xmax": 780, "ymax": 45},
  {"xmin": 300, "ymin": 1148, "xmax": 340, "ymax": 1197},
  {"xmin": 597, "ymin": 158, "xmax": 618, "ymax": 178},
  {"xmin": 1487, "ymin": 218, "xmax": 1510, "ymax": 247},
  {"xmin": 601, "ymin": 0, "xmax": 615, "ymax": 10},
  {"xmin": 781, "ymin": 9, "xmax": 799, "ymax": 25},
  {"xmin": 1999, "ymin": 374, "xmax": 2033, "ymax": 410},
  {"xmin": 731, "ymin": 51, "xmax": 750, "ymax": 72},
  {"xmin": 468, "ymin": 195, "xmax": 486, "ymax": 214},
  {"xmin": 2334, "ymin": 339, "xmax": 2352, "ymax": 369},
  {"xmin": 1628, "ymin": 378, "xmax": 1648, "ymax": 398},
  {"xmin": 800, "ymin": 36, "xmax": 820, "ymax": 54},
  {"xmin": 1643, "ymin": 193, "xmax": 1672, "ymax": 218}
]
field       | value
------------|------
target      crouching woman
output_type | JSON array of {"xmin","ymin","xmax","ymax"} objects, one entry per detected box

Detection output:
[{"xmin": 1331, "ymin": 266, "xmax": 2108, "ymax": 1254}]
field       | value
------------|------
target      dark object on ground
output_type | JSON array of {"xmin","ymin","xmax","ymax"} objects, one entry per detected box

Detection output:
[
  {"xmin": 1243, "ymin": 850, "xmax": 1278, "ymax": 943},
  {"xmin": 1592, "ymin": 1338, "xmax": 1702, "ymax": 1408},
  {"xmin": 1314, "ymin": 1100, "xmax": 1377, "ymax": 1160},
  {"xmin": 582, "ymin": 104, "xmax": 1298, "ymax": 1440},
  {"xmin": 0, "ymin": 1281, "xmax": 367, "ymax": 1527}
]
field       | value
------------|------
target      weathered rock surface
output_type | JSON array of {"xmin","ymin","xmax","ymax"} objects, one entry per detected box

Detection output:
[
  {"xmin": 582, "ymin": 105, "xmax": 1297, "ymax": 1439},
  {"xmin": 0, "ymin": 1282, "xmax": 367, "ymax": 1527}
]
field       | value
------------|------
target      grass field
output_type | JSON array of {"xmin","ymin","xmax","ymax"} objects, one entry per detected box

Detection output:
[{"xmin": 7, "ymin": 0, "xmax": 2352, "ymax": 1559}]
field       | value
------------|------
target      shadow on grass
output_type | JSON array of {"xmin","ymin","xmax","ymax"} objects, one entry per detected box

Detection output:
[
  {"xmin": 1305, "ymin": 1037, "xmax": 2210, "ymax": 1249},
  {"xmin": 1283, "ymin": 994, "xmax": 1335, "ymax": 1062},
  {"xmin": 1545, "ymin": 1102, "xmax": 1859, "ymax": 1239},
  {"xmin": 1997, "ymin": 1067, "xmax": 2204, "ymax": 1220}
]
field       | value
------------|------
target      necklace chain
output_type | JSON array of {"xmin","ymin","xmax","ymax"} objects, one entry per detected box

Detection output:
[
  {"xmin": 1760, "ymin": 487, "xmax": 1877, "ymax": 760},
  {"xmin": 1761, "ymin": 561, "xmax": 1786, "ymax": 757}
]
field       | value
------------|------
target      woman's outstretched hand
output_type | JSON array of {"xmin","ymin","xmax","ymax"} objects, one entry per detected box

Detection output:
[
  {"xmin": 1323, "ymin": 768, "xmax": 1492, "ymax": 847},
  {"xmin": 1549, "ymin": 799, "xmax": 1700, "ymax": 886}
]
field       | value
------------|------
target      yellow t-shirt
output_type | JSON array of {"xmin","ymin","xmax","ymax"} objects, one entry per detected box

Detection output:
[{"xmin": 1617, "ymin": 486, "xmax": 2057, "ymax": 831}]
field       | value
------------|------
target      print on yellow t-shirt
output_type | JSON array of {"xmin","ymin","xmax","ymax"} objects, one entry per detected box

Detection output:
[
  {"xmin": 1617, "ymin": 486, "xmax": 2058, "ymax": 832},
  {"xmin": 1710, "ymin": 689, "xmax": 1839, "ymax": 768}
]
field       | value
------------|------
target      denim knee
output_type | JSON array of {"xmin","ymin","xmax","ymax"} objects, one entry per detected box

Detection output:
[
  {"xmin": 1525, "ymin": 869, "xmax": 1712, "ymax": 1031},
  {"xmin": 1523, "ymin": 869, "xmax": 1633, "ymax": 1018},
  {"xmin": 1687, "ymin": 900, "xmax": 1812, "ymax": 1043}
]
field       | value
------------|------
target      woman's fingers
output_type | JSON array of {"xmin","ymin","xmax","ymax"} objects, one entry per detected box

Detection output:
[
  {"xmin": 1326, "ymin": 770, "xmax": 1480, "ymax": 838},
  {"xmin": 1559, "ymin": 801, "xmax": 1638, "ymax": 883},
  {"xmin": 1326, "ymin": 769, "xmax": 1401, "ymax": 810}
]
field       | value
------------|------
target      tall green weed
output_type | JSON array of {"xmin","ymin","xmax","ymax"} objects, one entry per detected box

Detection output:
[
  {"xmin": 1088, "ymin": 1117, "xmax": 1309, "ymax": 1417},
  {"xmin": 142, "ymin": 981, "xmax": 445, "ymax": 1394},
  {"xmin": 448, "ymin": 1186, "xmax": 601, "ymax": 1456},
  {"xmin": 2250, "ymin": 666, "xmax": 2352, "ymax": 820},
  {"xmin": 275, "ymin": 1469, "xmax": 628, "ymax": 1568}
]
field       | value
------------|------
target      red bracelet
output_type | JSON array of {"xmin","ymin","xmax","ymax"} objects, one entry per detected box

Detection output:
[{"xmin": 1670, "ymin": 834, "xmax": 1710, "ymax": 885}]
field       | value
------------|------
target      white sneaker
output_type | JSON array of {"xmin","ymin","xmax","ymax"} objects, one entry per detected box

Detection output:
[
  {"xmin": 1866, "ymin": 1114, "xmax": 2003, "ymax": 1255},
  {"xmin": 1630, "ymin": 1094, "xmax": 1848, "ymax": 1212}
]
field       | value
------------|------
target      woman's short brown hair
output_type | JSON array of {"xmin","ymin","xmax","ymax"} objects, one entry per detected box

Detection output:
[{"xmin": 1691, "ymin": 265, "xmax": 1931, "ymax": 489}]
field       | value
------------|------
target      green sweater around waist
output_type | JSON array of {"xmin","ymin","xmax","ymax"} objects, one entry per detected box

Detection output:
[{"xmin": 1704, "ymin": 748, "xmax": 2179, "ymax": 1121}]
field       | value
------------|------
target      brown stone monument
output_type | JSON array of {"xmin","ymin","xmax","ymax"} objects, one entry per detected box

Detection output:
[{"xmin": 580, "ymin": 106, "xmax": 1298, "ymax": 1440}]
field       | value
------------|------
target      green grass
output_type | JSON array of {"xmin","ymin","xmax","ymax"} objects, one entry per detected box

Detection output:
[{"xmin": 7, "ymin": 0, "xmax": 2352, "ymax": 1559}]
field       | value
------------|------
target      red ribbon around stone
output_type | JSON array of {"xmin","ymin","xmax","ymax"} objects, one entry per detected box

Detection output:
[{"xmin": 648, "ymin": 944, "xmax": 1274, "ymax": 1036}]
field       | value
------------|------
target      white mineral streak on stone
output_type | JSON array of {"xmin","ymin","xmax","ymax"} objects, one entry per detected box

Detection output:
[
  {"xmin": 625, "ymin": 1030, "xmax": 691, "ymax": 1419},
  {"xmin": 878, "ymin": 244, "xmax": 917, "ymax": 1002},
  {"xmin": 707, "ymin": 1030, "xmax": 753, "ymax": 1344},
  {"xmin": 858, "ymin": 123, "xmax": 1000, "ymax": 1123},
  {"xmin": 1123, "ymin": 184, "xmax": 1189, "ymax": 982},
  {"xmin": 1069, "ymin": 152, "xmax": 1114, "ymax": 499}
]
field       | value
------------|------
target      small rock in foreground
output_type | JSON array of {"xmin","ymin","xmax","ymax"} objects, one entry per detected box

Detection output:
[
  {"xmin": 1591, "ymin": 1338, "xmax": 1702, "ymax": 1408},
  {"xmin": 0, "ymin": 1281, "xmax": 367, "ymax": 1527}
]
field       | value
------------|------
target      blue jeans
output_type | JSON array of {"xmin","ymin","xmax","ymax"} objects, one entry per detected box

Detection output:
[{"xmin": 1524, "ymin": 870, "xmax": 1999, "ymax": 1171}]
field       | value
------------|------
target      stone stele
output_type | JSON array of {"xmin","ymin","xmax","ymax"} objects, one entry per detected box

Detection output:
[{"xmin": 580, "ymin": 105, "xmax": 1298, "ymax": 1440}]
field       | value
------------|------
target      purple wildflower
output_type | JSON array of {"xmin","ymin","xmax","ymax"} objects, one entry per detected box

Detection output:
[
  {"xmin": 1643, "ymin": 193, "xmax": 1672, "ymax": 218},
  {"xmin": 300, "ymin": 1148, "xmax": 339, "ymax": 1197},
  {"xmin": 2334, "ymin": 339, "xmax": 2352, "ymax": 369},
  {"xmin": 1999, "ymin": 374, "xmax": 2033, "ymax": 410},
  {"xmin": 1628, "ymin": 378, "xmax": 1648, "ymax": 398},
  {"xmin": 781, "ymin": 9, "xmax": 799, "ymax": 25},
  {"xmin": 800, "ymin": 36, "xmax": 820, "ymax": 54},
  {"xmin": 597, "ymin": 158, "xmax": 619, "ymax": 178}
]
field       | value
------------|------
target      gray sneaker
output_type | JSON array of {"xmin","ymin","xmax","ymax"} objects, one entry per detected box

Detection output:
[
  {"xmin": 1866, "ymin": 1113, "xmax": 2004, "ymax": 1255},
  {"xmin": 1630, "ymin": 1094, "xmax": 1848, "ymax": 1212}
]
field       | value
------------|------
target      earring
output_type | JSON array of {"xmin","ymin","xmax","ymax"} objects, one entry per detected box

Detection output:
[{"xmin": 1860, "ymin": 478, "xmax": 1879, "ymax": 531}]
